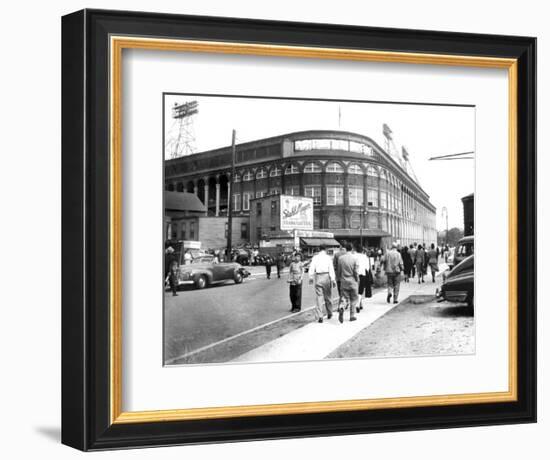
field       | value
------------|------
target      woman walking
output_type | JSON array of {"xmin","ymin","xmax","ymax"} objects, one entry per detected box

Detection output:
[
  {"xmin": 427, "ymin": 243, "xmax": 439, "ymax": 282},
  {"xmin": 288, "ymin": 253, "xmax": 304, "ymax": 312},
  {"xmin": 415, "ymin": 244, "xmax": 426, "ymax": 283},
  {"xmin": 401, "ymin": 245, "xmax": 412, "ymax": 282}
]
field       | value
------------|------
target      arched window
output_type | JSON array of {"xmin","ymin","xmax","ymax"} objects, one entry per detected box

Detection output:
[
  {"xmin": 242, "ymin": 171, "xmax": 253, "ymax": 181},
  {"xmin": 304, "ymin": 162, "xmax": 322, "ymax": 173},
  {"xmin": 256, "ymin": 168, "xmax": 267, "ymax": 179},
  {"xmin": 380, "ymin": 191, "xmax": 388, "ymax": 209},
  {"xmin": 326, "ymin": 162, "xmax": 344, "ymax": 173},
  {"xmin": 366, "ymin": 165, "xmax": 378, "ymax": 177},
  {"xmin": 284, "ymin": 164, "xmax": 300, "ymax": 175},
  {"xmin": 269, "ymin": 166, "xmax": 282, "ymax": 177},
  {"xmin": 233, "ymin": 174, "xmax": 241, "ymax": 183},
  {"xmin": 348, "ymin": 163, "xmax": 363, "ymax": 175}
]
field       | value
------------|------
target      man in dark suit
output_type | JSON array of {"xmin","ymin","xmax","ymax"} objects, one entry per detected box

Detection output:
[
  {"xmin": 336, "ymin": 242, "xmax": 360, "ymax": 323},
  {"xmin": 265, "ymin": 255, "xmax": 273, "ymax": 279},
  {"xmin": 276, "ymin": 253, "xmax": 285, "ymax": 278}
]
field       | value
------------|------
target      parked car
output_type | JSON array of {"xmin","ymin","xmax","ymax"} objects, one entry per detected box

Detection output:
[
  {"xmin": 448, "ymin": 236, "xmax": 473, "ymax": 270},
  {"xmin": 176, "ymin": 258, "xmax": 250, "ymax": 289},
  {"xmin": 232, "ymin": 248, "xmax": 252, "ymax": 265},
  {"xmin": 436, "ymin": 254, "xmax": 474, "ymax": 307}
]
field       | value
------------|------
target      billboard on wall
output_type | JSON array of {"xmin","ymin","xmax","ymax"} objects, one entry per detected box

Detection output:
[{"xmin": 280, "ymin": 195, "xmax": 314, "ymax": 231}]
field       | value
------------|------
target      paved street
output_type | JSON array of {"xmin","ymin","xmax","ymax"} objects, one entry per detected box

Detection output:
[
  {"xmin": 165, "ymin": 261, "xmax": 474, "ymax": 365},
  {"xmin": 164, "ymin": 270, "xmax": 321, "ymax": 363}
]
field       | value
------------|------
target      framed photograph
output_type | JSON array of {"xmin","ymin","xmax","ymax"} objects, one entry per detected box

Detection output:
[{"xmin": 61, "ymin": 9, "xmax": 536, "ymax": 451}]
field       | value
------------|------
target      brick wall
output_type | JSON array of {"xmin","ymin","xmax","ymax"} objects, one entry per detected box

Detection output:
[{"xmin": 198, "ymin": 216, "xmax": 249, "ymax": 250}]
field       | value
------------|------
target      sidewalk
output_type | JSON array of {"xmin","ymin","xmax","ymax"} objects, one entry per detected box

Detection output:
[
  {"xmin": 246, "ymin": 266, "xmax": 289, "ymax": 278},
  {"xmin": 231, "ymin": 265, "xmax": 446, "ymax": 363}
]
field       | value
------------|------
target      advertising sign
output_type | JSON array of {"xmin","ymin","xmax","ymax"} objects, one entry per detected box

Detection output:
[{"xmin": 280, "ymin": 195, "xmax": 314, "ymax": 231}]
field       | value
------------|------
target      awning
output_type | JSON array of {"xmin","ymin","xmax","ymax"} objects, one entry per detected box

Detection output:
[
  {"xmin": 317, "ymin": 228, "xmax": 391, "ymax": 238},
  {"xmin": 300, "ymin": 237, "xmax": 341, "ymax": 247}
]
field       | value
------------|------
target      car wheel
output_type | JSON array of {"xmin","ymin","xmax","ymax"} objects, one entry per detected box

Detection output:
[
  {"xmin": 234, "ymin": 271, "xmax": 243, "ymax": 284},
  {"xmin": 195, "ymin": 275, "xmax": 207, "ymax": 289}
]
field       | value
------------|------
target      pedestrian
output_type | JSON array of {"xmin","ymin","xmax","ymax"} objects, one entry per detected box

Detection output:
[
  {"xmin": 336, "ymin": 242, "xmax": 360, "ymax": 323},
  {"xmin": 422, "ymin": 243, "xmax": 429, "ymax": 278},
  {"xmin": 265, "ymin": 255, "xmax": 273, "ymax": 279},
  {"xmin": 308, "ymin": 244, "xmax": 336, "ymax": 323},
  {"xmin": 427, "ymin": 243, "xmax": 439, "ymax": 282},
  {"xmin": 332, "ymin": 243, "xmax": 346, "ymax": 298},
  {"xmin": 356, "ymin": 246, "xmax": 371, "ymax": 311},
  {"xmin": 164, "ymin": 245, "xmax": 177, "ymax": 279},
  {"xmin": 288, "ymin": 253, "xmax": 304, "ymax": 312},
  {"xmin": 383, "ymin": 242, "xmax": 404, "ymax": 304},
  {"xmin": 408, "ymin": 244, "xmax": 417, "ymax": 279},
  {"xmin": 401, "ymin": 245, "xmax": 412, "ymax": 282},
  {"xmin": 415, "ymin": 244, "xmax": 426, "ymax": 283},
  {"xmin": 276, "ymin": 252, "xmax": 285, "ymax": 278},
  {"xmin": 166, "ymin": 260, "xmax": 179, "ymax": 296}
]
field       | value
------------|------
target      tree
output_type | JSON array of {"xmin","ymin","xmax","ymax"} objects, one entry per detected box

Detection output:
[{"xmin": 437, "ymin": 227, "xmax": 464, "ymax": 247}]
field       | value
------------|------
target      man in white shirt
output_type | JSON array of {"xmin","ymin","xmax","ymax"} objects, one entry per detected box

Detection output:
[{"xmin": 308, "ymin": 245, "xmax": 336, "ymax": 323}]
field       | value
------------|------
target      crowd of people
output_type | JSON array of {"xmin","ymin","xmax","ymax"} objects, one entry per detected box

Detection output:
[
  {"xmin": 286, "ymin": 241, "xmax": 448, "ymax": 325},
  {"xmin": 166, "ymin": 239, "xmax": 449, "ymax": 316}
]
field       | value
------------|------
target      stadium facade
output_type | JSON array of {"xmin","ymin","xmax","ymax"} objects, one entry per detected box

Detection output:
[{"xmin": 165, "ymin": 130, "xmax": 437, "ymax": 249}]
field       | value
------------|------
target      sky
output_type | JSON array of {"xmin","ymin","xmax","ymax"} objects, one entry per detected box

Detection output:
[{"xmin": 164, "ymin": 94, "xmax": 475, "ymax": 231}]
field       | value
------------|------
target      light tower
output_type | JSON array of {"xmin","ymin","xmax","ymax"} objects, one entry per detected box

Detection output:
[
  {"xmin": 441, "ymin": 206, "xmax": 449, "ymax": 245},
  {"xmin": 382, "ymin": 123, "xmax": 395, "ymax": 156},
  {"xmin": 168, "ymin": 100, "xmax": 199, "ymax": 158},
  {"xmin": 382, "ymin": 123, "xmax": 406, "ymax": 167}
]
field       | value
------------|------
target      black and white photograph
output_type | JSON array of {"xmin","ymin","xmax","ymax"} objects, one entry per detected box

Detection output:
[{"xmin": 163, "ymin": 94, "xmax": 475, "ymax": 366}]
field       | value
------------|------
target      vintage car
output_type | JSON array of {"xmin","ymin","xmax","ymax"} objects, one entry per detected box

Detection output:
[
  {"xmin": 436, "ymin": 254, "xmax": 474, "ymax": 307},
  {"xmin": 448, "ymin": 235, "xmax": 474, "ymax": 270},
  {"xmin": 176, "ymin": 256, "xmax": 250, "ymax": 289},
  {"xmin": 232, "ymin": 248, "xmax": 252, "ymax": 266}
]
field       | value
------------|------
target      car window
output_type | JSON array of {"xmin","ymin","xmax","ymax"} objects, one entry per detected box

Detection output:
[
  {"xmin": 192, "ymin": 256, "xmax": 213, "ymax": 264},
  {"xmin": 457, "ymin": 242, "xmax": 474, "ymax": 257}
]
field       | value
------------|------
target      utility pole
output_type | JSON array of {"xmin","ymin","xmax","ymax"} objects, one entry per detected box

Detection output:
[{"xmin": 226, "ymin": 130, "xmax": 236, "ymax": 259}]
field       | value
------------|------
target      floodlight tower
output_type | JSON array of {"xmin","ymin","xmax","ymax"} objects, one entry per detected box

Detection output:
[
  {"xmin": 401, "ymin": 145, "xmax": 420, "ymax": 183},
  {"xmin": 382, "ymin": 123, "xmax": 394, "ymax": 154},
  {"xmin": 382, "ymin": 123, "xmax": 403, "ymax": 164},
  {"xmin": 170, "ymin": 100, "xmax": 199, "ymax": 158}
]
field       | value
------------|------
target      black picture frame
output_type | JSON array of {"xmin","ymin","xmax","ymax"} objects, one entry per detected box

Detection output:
[{"xmin": 62, "ymin": 8, "xmax": 536, "ymax": 451}]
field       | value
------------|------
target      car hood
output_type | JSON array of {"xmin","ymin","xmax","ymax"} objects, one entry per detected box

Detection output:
[
  {"xmin": 446, "ymin": 254, "xmax": 474, "ymax": 280},
  {"xmin": 180, "ymin": 262, "xmax": 241, "ymax": 271},
  {"xmin": 443, "ymin": 271, "xmax": 473, "ymax": 287}
]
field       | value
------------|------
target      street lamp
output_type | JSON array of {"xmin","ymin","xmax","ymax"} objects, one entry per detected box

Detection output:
[{"xmin": 441, "ymin": 206, "xmax": 449, "ymax": 246}]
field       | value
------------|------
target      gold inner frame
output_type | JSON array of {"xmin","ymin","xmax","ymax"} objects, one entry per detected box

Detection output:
[{"xmin": 109, "ymin": 36, "xmax": 518, "ymax": 424}]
